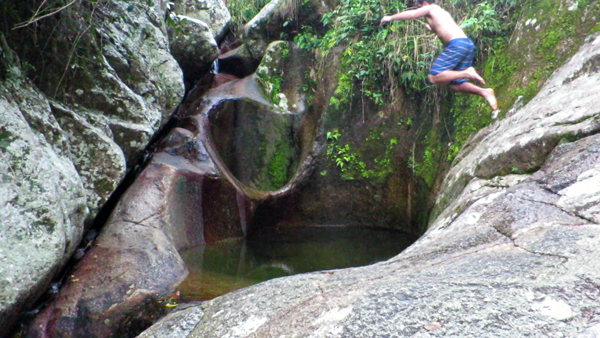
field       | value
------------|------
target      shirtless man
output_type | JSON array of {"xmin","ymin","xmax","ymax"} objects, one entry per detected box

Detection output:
[{"xmin": 381, "ymin": 0, "xmax": 498, "ymax": 110}]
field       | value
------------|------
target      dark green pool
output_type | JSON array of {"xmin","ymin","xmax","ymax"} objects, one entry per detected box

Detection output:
[{"xmin": 177, "ymin": 227, "xmax": 415, "ymax": 302}]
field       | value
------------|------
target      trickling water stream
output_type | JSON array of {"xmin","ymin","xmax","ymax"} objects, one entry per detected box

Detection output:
[{"xmin": 176, "ymin": 226, "xmax": 416, "ymax": 302}]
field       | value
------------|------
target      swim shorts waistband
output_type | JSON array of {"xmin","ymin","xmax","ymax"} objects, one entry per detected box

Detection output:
[{"xmin": 447, "ymin": 37, "xmax": 474, "ymax": 46}]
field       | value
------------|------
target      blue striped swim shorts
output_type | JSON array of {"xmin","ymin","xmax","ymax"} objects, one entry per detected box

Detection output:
[{"xmin": 428, "ymin": 38, "xmax": 475, "ymax": 85}]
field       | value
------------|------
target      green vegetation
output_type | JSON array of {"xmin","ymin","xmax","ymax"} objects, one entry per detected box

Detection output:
[
  {"xmin": 591, "ymin": 21, "xmax": 600, "ymax": 34},
  {"xmin": 271, "ymin": 44, "xmax": 289, "ymax": 105},
  {"xmin": 0, "ymin": 127, "xmax": 12, "ymax": 151},
  {"xmin": 295, "ymin": 0, "xmax": 515, "ymax": 110},
  {"xmin": 267, "ymin": 141, "xmax": 293, "ymax": 189},
  {"xmin": 224, "ymin": 0, "xmax": 271, "ymax": 33},
  {"xmin": 289, "ymin": 0, "xmax": 518, "ymax": 184},
  {"xmin": 326, "ymin": 129, "xmax": 397, "ymax": 182},
  {"xmin": 256, "ymin": 42, "xmax": 290, "ymax": 105},
  {"xmin": 410, "ymin": 129, "xmax": 444, "ymax": 186},
  {"xmin": 270, "ymin": 75, "xmax": 284, "ymax": 105}
]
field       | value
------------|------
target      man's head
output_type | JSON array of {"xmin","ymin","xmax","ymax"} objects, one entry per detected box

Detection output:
[{"xmin": 417, "ymin": 0, "xmax": 432, "ymax": 6}]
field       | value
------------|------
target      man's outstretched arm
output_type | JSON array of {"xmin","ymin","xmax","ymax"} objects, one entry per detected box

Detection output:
[{"xmin": 380, "ymin": 5, "xmax": 434, "ymax": 24}]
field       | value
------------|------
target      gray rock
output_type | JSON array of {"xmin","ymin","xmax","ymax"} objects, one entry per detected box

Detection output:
[
  {"xmin": 3, "ymin": 0, "xmax": 185, "ymax": 218},
  {"xmin": 77, "ymin": 0, "xmax": 185, "ymax": 166},
  {"xmin": 50, "ymin": 102, "xmax": 126, "ymax": 218},
  {"xmin": 242, "ymin": 0, "xmax": 295, "ymax": 61},
  {"xmin": 0, "ymin": 34, "xmax": 88, "ymax": 336},
  {"xmin": 168, "ymin": 15, "xmax": 220, "ymax": 83},
  {"xmin": 135, "ymin": 32, "xmax": 600, "ymax": 338},
  {"xmin": 170, "ymin": 0, "xmax": 231, "ymax": 41},
  {"xmin": 136, "ymin": 304, "xmax": 205, "ymax": 338},
  {"xmin": 1, "ymin": 0, "xmax": 185, "ymax": 334},
  {"xmin": 255, "ymin": 40, "xmax": 308, "ymax": 113}
]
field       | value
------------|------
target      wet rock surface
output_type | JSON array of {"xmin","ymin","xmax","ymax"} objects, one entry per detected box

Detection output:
[
  {"xmin": 24, "ymin": 36, "xmax": 318, "ymax": 336},
  {"xmin": 135, "ymin": 33, "xmax": 600, "ymax": 338}
]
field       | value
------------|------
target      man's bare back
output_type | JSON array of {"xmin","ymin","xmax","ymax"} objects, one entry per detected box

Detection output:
[{"xmin": 423, "ymin": 5, "xmax": 467, "ymax": 45}]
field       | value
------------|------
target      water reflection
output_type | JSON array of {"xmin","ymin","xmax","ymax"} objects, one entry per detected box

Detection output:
[{"xmin": 177, "ymin": 227, "xmax": 415, "ymax": 302}]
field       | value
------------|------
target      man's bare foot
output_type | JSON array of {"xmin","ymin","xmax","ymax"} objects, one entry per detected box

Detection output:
[
  {"xmin": 482, "ymin": 88, "xmax": 498, "ymax": 110},
  {"xmin": 465, "ymin": 67, "xmax": 485, "ymax": 84}
]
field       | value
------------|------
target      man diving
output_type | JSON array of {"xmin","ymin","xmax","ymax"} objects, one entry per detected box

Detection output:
[{"xmin": 380, "ymin": 0, "xmax": 498, "ymax": 110}]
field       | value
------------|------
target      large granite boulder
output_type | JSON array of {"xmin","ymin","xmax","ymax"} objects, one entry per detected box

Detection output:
[
  {"xmin": 166, "ymin": 0, "xmax": 231, "ymax": 85},
  {"xmin": 0, "ymin": 0, "xmax": 185, "ymax": 334},
  {"xmin": 2, "ymin": 0, "xmax": 185, "ymax": 219},
  {"xmin": 135, "ymin": 32, "xmax": 600, "ymax": 338},
  {"xmin": 241, "ymin": 0, "xmax": 333, "ymax": 62},
  {"xmin": 0, "ymin": 34, "xmax": 88, "ymax": 337}
]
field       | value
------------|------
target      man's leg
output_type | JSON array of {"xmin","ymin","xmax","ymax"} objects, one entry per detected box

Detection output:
[
  {"xmin": 428, "ymin": 67, "xmax": 484, "ymax": 85},
  {"xmin": 450, "ymin": 82, "xmax": 498, "ymax": 110}
]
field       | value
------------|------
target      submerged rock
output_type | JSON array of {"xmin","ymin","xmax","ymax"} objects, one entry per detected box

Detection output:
[{"xmin": 135, "ymin": 32, "xmax": 600, "ymax": 338}]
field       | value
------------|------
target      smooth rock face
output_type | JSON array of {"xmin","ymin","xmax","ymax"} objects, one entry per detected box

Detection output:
[
  {"xmin": 208, "ymin": 98, "xmax": 301, "ymax": 191},
  {"xmin": 136, "ymin": 33, "xmax": 600, "ymax": 338},
  {"xmin": 0, "ymin": 35, "xmax": 88, "ymax": 336},
  {"xmin": 136, "ymin": 304, "xmax": 205, "ymax": 338}
]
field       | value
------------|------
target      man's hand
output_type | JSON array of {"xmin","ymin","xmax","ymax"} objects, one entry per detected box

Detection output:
[{"xmin": 380, "ymin": 15, "xmax": 393, "ymax": 25}]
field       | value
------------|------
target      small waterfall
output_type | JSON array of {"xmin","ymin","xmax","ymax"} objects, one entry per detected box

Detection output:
[{"xmin": 211, "ymin": 59, "xmax": 219, "ymax": 74}]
